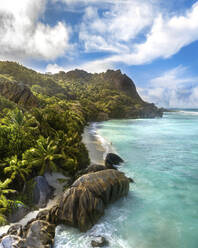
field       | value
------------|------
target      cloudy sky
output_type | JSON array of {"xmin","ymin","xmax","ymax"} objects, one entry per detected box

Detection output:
[{"xmin": 1, "ymin": 0, "xmax": 198, "ymax": 108}]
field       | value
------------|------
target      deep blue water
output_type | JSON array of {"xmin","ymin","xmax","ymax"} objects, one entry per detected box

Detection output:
[{"xmin": 54, "ymin": 110, "xmax": 198, "ymax": 248}]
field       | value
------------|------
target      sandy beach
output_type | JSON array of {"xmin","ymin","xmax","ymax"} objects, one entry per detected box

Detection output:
[{"xmin": 82, "ymin": 123, "xmax": 107, "ymax": 165}]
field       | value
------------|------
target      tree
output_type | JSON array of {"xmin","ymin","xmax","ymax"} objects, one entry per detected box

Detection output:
[
  {"xmin": 23, "ymin": 136, "xmax": 62, "ymax": 175},
  {"xmin": 3, "ymin": 155, "xmax": 31, "ymax": 184},
  {"xmin": 0, "ymin": 179, "xmax": 16, "ymax": 225}
]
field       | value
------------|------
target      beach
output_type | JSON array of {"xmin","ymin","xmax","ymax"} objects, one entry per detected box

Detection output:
[{"xmin": 82, "ymin": 123, "xmax": 110, "ymax": 165}]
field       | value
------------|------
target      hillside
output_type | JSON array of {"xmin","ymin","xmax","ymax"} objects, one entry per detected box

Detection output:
[
  {"xmin": 0, "ymin": 61, "xmax": 162, "ymax": 120},
  {"xmin": 0, "ymin": 61, "xmax": 162, "ymax": 225}
]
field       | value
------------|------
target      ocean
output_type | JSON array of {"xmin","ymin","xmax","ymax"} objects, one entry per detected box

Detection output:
[{"xmin": 54, "ymin": 110, "xmax": 198, "ymax": 248}]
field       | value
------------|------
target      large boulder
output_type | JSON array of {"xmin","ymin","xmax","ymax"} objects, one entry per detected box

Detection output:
[
  {"xmin": 105, "ymin": 153, "xmax": 124, "ymax": 169},
  {"xmin": 57, "ymin": 169, "xmax": 130, "ymax": 231}
]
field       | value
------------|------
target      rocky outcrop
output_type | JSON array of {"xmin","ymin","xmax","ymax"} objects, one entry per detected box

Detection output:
[
  {"xmin": 105, "ymin": 153, "xmax": 124, "ymax": 169},
  {"xmin": 138, "ymin": 103, "xmax": 163, "ymax": 118},
  {"xmin": 0, "ymin": 220, "xmax": 55, "ymax": 248},
  {"xmin": 23, "ymin": 220, "xmax": 55, "ymax": 248},
  {"xmin": 57, "ymin": 169, "xmax": 130, "ymax": 231},
  {"xmin": 0, "ymin": 78, "xmax": 38, "ymax": 107},
  {"xmin": 102, "ymin": 69, "xmax": 143, "ymax": 101},
  {"xmin": 91, "ymin": 236, "xmax": 109, "ymax": 247},
  {"xmin": 0, "ymin": 235, "xmax": 26, "ymax": 248}
]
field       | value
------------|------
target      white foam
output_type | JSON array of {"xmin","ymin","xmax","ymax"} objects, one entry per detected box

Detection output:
[{"xmin": 178, "ymin": 110, "xmax": 198, "ymax": 116}]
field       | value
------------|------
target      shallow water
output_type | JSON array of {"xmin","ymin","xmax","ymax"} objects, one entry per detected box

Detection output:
[{"xmin": 54, "ymin": 111, "xmax": 198, "ymax": 248}]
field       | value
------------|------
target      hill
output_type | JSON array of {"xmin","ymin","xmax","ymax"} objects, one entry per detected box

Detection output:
[{"xmin": 0, "ymin": 61, "xmax": 162, "ymax": 225}]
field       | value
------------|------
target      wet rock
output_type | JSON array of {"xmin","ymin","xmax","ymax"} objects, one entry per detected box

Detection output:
[
  {"xmin": 0, "ymin": 235, "xmax": 25, "ymax": 248},
  {"xmin": 105, "ymin": 153, "xmax": 124, "ymax": 169},
  {"xmin": 7, "ymin": 224, "xmax": 23, "ymax": 237},
  {"xmin": 128, "ymin": 177, "xmax": 135, "ymax": 183},
  {"xmin": 91, "ymin": 236, "xmax": 109, "ymax": 247},
  {"xmin": 58, "ymin": 169, "xmax": 129, "ymax": 231},
  {"xmin": 24, "ymin": 220, "xmax": 55, "ymax": 248}
]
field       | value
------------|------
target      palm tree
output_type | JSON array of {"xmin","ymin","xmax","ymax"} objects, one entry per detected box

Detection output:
[
  {"xmin": 23, "ymin": 136, "xmax": 62, "ymax": 175},
  {"xmin": 3, "ymin": 155, "xmax": 31, "ymax": 183},
  {"xmin": 0, "ymin": 179, "xmax": 16, "ymax": 225}
]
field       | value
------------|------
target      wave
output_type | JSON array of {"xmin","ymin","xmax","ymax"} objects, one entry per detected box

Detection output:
[
  {"xmin": 178, "ymin": 110, "xmax": 198, "ymax": 116},
  {"xmin": 90, "ymin": 123, "xmax": 114, "ymax": 160}
]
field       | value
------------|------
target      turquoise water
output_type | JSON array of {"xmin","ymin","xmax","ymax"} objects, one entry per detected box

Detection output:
[{"xmin": 54, "ymin": 110, "xmax": 198, "ymax": 248}]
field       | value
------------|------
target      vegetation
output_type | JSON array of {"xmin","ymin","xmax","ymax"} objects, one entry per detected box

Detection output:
[{"xmin": 0, "ymin": 61, "xmax": 160, "ymax": 225}]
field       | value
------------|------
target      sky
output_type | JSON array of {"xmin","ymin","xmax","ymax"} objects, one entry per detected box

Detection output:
[{"xmin": 0, "ymin": 0, "xmax": 198, "ymax": 108}]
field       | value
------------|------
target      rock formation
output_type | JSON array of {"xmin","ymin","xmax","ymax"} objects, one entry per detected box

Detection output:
[
  {"xmin": 0, "ymin": 78, "xmax": 38, "ymax": 107},
  {"xmin": 57, "ymin": 169, "xmax": 130, "ymax": 231}
]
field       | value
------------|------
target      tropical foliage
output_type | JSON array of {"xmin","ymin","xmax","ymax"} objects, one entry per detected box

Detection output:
[{"xmin": 0, "ymin": 61, "xmax": 148, "ymax": 225}]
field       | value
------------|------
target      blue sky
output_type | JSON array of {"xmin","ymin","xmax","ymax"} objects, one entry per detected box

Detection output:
[{"xmin": 1, "ymin": 0, "xmax": 198, "ymax": 107}]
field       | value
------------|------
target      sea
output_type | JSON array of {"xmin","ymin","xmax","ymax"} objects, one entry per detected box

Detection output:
[{"xmin": 54, "ymin": 110, "xmax": 198, "ymax": 248}]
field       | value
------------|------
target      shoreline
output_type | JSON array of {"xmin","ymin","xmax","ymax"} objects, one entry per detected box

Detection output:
[
  {"xmin": 0, "ymin": 122, "xmax": 109, "ymax": 236},
  {"xmin": 82, "ymin": 123, "xmax": 109, "ymax": 165}
]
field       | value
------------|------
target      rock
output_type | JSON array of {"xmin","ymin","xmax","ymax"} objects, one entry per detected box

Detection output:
[
  {"xmin": 33, "ymin": 176, "xmax": 54, "ymax": 208},
  {"xmin": 85, "ymin": 164, "xmax": 107, "ymax": 173},
  {"xmin": 75, "ymin": 164, "xmax": 106, "ymax": 179},
  {"xmin": 91, "ymin": 236, "xmax": 109, "ymax": 247},
  {"xmin": 58, "ymin": 169, "xmax": 129, "ymax": 231},
  {"xmin": 0, "ymin": 78, "xmax": 38, "ymax": 107},
  {"xmin": 128, "ymin": 177, "xmax": 135, "ymax": 183},
  {"xmin": 105, "ymin": 153, "xmax": 124, "ymax": 169},
  {"xmin": 7, "ymin": 224, "xmax": 23, "ymax": 237},
  {"xmin": 24, "ymin": 220, "xmax": 55, "ymax": 248},
  {"xmin": 8, "ymin": 202, "xmax": 29, "ymax": 223},
  {"xmin": 0, "ymin": 235, "xmax": 25, "ymax": 248}
]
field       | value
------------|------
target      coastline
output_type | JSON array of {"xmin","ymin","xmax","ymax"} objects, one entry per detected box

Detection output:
[
  {"xmin": 0, "ymin": 122, "xmax": 109, "ymax": 236},
  {"xmin": 82, "ymin": 123, "xmax": 111, "ymax": 165}
]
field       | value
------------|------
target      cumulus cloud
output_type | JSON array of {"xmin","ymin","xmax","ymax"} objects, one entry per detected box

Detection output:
[
  {"xmin": 76, "ymin": 1, "xmax": 198, "ymax": 67},
  {"xmin": 79, "ymin": 1, "xmax": 154, "ymax": 53},
  {"xmin": 138, "ymin": 66, "xmax": 198, "ymax": 108},
  {"xmin": 0, "ymin": 0, "xmax": 72, "ymax": 61}
]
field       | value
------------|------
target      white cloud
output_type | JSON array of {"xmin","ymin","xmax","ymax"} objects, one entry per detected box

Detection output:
[
  {"xmin": 76, "ymin": 1, "xmax": 198, "ymax": 67},
  {"xmin": 138, "ymin": 66, "xmax": 198, "ymax": 108},
  {"xmin": 0, "ymin": 0, "xmax": 72, "ymax": 61},
  {"xmin": 79, "ymin": 1, "xmax": 154, "ymax": 53},
  {"xmin": 46, "ymin": 59, "xmax": 113, "ymax": 73}
]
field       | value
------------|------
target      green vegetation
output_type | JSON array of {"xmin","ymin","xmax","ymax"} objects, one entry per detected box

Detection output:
[{"xmin": 0, "ymin": 61, "xmax": 161, "ymax": 225}]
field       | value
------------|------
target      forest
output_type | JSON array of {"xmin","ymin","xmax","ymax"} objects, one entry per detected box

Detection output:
[{"xmin": 0, "ymin": 61, "xmax": 162, "ymax": 225}]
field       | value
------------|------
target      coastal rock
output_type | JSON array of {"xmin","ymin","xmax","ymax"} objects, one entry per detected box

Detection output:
[
  {"xmin": 24, "ymin": 220, "xmax": 55, "ymax": 248},
  {"xmin": 7, "ymin": 224, "xmax": 23, "ymax": 237},
  {"xmin": 33, "ymin": 176, "xmax": 54, "ymax": 208},
  {"xmin": 75, "ymin": 164, "xmax": 106, "ymax": 179},
  {"xmin": 58, "ymin": 169, "xmax": 130, "ymax": 231},
  {"xmin": 105, "ymin": 153, "xmax": 124, "ymax": 169},
  {"xmin": 0, "ymin": 235, "xmax": 25, "ymax": 248},
  {"xmin": 91, "ymin": 236, "xmax": 109, "ymax": 247}
]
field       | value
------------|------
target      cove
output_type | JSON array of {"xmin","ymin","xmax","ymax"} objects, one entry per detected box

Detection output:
[{"xmin": 54, "ymin": 110, "xmax": 198, "ymax": 248}]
